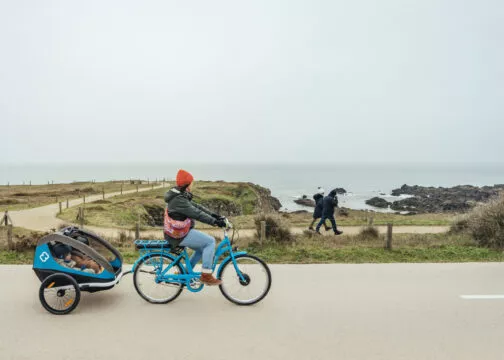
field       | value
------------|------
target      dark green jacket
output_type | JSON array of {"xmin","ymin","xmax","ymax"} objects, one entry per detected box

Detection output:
[{"xmin": 164, "ymin": 187, "xmax": 217, "ymax": 226}]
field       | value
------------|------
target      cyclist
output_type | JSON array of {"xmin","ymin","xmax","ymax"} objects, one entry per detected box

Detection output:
[{"xmin": 164, "ymin": 169, "xmax": 227, "ymax": 285}]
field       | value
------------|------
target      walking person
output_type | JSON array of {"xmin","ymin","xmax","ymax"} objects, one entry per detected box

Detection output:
[
  {"xmin": 308, "ymin": 187, "xmax": 330, "ymax": 231},
  {"xmin": 315, "ymin": 189, "xmax": 343, "ymax": 235}
]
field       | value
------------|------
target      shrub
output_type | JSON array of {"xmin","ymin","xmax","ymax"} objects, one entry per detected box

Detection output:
[
  {"xmin": 466, "ymin": 194, "xmax": 504, "ymax": 248},
  {"xmin": 13, "ymin": 231, "xmax": 47, "ymax": 251},
  {"xmin": 358, "ymin": 226, "xmax": 380, "ymax": 239},
  {"xmin": 449, "ymin": 215, "xmax": 470, "ymax": 234},
  {"xmin": 254, "ymin": 214, "xmax": 294, "ymax": 243}
]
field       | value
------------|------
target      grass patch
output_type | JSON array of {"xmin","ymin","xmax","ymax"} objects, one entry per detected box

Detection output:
[
  {"xmin": 243, "ymin": 233, "xmax": 503, "ymax": 263},
  {"xmin": 2, "ymin": 231, "xmax": 501, "ymax": 265},
  {"xmin": 0, "ymin": 250, "xmax": 36, "ymax": 264},
  {"xmin": 246, "ymin": 245, "xmax": 503, "ymax": 264}
]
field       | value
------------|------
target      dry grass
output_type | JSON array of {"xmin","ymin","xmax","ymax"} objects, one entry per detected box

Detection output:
[
  {"xmin": 358, "ymin": 225, "xmax": 380, "ymax": 239},
  {"xmin": 0, "ymin": 181, "xmax": 154, "ymax": 211}
]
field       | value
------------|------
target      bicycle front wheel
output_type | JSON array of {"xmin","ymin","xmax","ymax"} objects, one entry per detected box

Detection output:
[
  {"xmin": 218, "ymin": 254, "xmax": 271, "ymax": 305},
  {"xmin": 133, "ymin": 254, "xmax": 184, "ymax": 304}
]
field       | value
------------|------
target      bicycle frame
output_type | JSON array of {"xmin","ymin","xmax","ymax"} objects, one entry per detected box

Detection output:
[{"xmin": 132, "ymin": 229, "xmax": 247, "ymax": 292}]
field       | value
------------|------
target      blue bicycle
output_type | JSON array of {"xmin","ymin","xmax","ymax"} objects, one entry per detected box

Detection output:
[{"xmin": 132, "ymin": 221, "xmax": 272, "ymax": 306}]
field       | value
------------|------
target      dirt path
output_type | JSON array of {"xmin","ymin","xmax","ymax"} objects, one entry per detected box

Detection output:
[
  {"xmin": 7, "ymin": 185, "xmax": 449, "ymax": 239},
  {"xmin": 8, "ymin": 185, "xmax": 165, "ymax": 233},
  {"xmin": 88, "ymin": 224, "xmax": 449, "ymax": 240}
]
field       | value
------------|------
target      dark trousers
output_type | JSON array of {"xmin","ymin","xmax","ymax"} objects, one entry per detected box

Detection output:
[
  {"xmin": 316, "ymin": 215, "xmax": 337, "ymax": 233},
  {"xmin": 309, "ymin": 218, "xmax": 329, "ymax": 229}
]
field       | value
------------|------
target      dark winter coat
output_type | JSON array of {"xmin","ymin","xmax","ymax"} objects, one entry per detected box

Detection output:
[
  {"xmin": 322, "ymin": 189, "xmax": 339, "ymax": 217},
  {"xmin": 164, "ymin": 187, "xmax": 217, "ymax": 226},
  {"xmin": 313, "ymin": 193, "xmax": 324, "ymax": 219}
]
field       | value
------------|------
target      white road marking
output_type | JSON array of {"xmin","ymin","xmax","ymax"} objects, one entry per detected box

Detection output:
[{"xmin": 460, "ymin": 295, "xmax": 504, "ymax": 300}]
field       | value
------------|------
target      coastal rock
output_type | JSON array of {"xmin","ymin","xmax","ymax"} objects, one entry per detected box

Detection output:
[
  {"xmin": 294, "ymin": 195, "xmax": 316, "ymax": 207},
  {"xmin": 389, "ymin": 184, "xmax": 504, "ymax": 213},
  {"xmin": 365, "ymin": 197, "xmax": 391, "ymax": 209},
  {"xmin": 141, "ymin": 182, "xmax": 283, "ymax": 226},
  {"xmin": 246, "ymin": 183, "xmax": 282, "ymax": 212},
  {"xmin": 198, "ymin": 198, "xmax": 242, "ymax": 216}
]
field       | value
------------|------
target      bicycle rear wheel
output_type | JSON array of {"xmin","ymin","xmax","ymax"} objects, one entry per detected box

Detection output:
[
  {"xmin": 133, "ymin": 254, "xmax": 184, "ymax": 304},
  {"xmin": 218, "ymin": 254, "xmax": 271, "ymax": 305}
]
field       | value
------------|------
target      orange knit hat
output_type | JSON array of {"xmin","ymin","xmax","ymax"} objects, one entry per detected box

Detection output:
[{"xmin": 176, "ymin": 169, "xmax": 194, "ymax": 187}]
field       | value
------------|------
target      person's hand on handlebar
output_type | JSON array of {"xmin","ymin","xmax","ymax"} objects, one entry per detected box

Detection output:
[
  {"xmin": 212, "ymin": 213, "xmax": 226, "ymax": 220},
  {"xmin": 214, "ymin": 218, "xmax": 227, "ymax": 228}
]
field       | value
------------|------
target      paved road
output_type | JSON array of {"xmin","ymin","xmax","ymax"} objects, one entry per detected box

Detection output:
[{"xmin": 1, "ymin": 263, "xmax": 503, "ymax": 359}]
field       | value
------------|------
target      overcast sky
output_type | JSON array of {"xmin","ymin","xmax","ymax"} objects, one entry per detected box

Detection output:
[{"xmin": 0, "ymin": 0, "xmax": 502, "ymax": 164}]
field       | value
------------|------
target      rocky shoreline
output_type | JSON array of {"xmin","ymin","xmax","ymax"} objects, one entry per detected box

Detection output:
[{"xmin": 366, "ymin": 184, "xmax": 504, "ymax": 213}]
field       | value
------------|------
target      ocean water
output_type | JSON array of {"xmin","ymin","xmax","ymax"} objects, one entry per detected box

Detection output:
[{"xmin": 1, "ymin": 163, "xmax": 504, "ymax": 212}]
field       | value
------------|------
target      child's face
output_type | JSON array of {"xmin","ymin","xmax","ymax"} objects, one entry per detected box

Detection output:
[{"xmin": 64, "ymin": 253, "xmax": 72, "ymax": 261}]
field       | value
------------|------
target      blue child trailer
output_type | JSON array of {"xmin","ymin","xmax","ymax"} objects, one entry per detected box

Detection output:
[{"xmin": 33, "ymin": 226, "xmax": 125, "ymax": 315}]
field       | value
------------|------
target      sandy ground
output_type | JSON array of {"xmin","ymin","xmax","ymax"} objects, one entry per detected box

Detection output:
[{"xmin": 1, "ymin": 263, "xmax": 503, "ymax": 360}]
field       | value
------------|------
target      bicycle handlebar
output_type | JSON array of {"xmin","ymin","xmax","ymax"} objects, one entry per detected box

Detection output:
[{"xmin": 224, "ymin": 218, "xmax": 233, "ymax": 230}]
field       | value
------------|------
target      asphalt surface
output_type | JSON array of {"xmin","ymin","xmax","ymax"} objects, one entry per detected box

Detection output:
[{"xmin": 1, "ymin": 263, "xmax": 503, "ymax": 360}]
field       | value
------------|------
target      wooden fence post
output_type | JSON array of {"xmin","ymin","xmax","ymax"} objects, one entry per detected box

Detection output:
[
  {"xmin": 66, "ymin": 198, "xmax": 69, "ymax": 208},
  {"xmin": 1, "ymin": 210, "xmax": 13, "ymax": 227},
  {"xmin": 59, "ymin": 202, "xmax": 62, "ymax": 214},
  {"xmin": 136, "ymin": 185, "xmax": 139, "ymax": 193},
  {"xmin": 102, "ymin": 187, "xmax": 105, "ymax": 200},
  {"xmin": 29, "ymin": 181, "xmax": 31, "ymax": 186},
  {"xmin": 83, "ymin": 195, "xmax": 86, "ymax": 204},
  {"xmin": 79, "ymin": 207, "xmax": 84, "ymax": 228},
  {"xmin": 120, "ymin": 185, "xmax": 123, "ymax": 195},
  {"xmin": 135, "ymin": 214, "xmax": 140, "ymax": 239},
  {"xmin": 7, "ymin": 224, "xmax": 13, "ymax": 250},
  {"xmin": 386, "ymin": 223, "xmax": 393, "ymax": 250},
  {"xmin": 260, "ymin": 220, "xmax": 266, "ymax": 246}
]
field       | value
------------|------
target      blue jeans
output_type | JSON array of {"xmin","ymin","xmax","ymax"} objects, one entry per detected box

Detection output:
[
  {"xmin": 179, "ymin": 230, "xmax": 216, "ymax": 270},
  {"xmin": 316, "ymin": 215, "xmax": 337, "ymax": 233}
]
